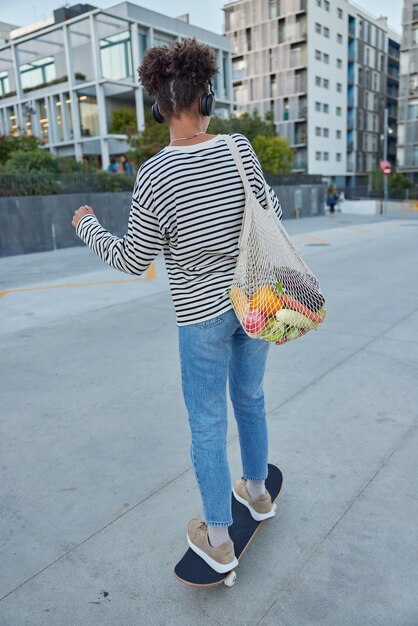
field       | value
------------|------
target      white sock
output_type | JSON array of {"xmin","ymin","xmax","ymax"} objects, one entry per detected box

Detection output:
[
  {"xmin": 246, "ymin": 479, "xmax": 266, "ymax": 500},
  {"xmin": 207, "ymin": 525, "xmax": 230, "ymax": 548}
]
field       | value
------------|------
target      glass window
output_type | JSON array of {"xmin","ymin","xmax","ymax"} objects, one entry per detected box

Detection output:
[
  {"xmin": 18, "ymin": 29, "xmax": 65, "ymax": 92},
  {"xmin": 323, "ymin": 53, "xmax": 329, "ymax": 64},
  {"xmin": 316, "ymin": 151, "xmax": 321, "ymax": 160},
  {"xmin": 323, "ymin": 78, "xmax": 329, "ymax": 89},
  {"xmin": 20, "ymin": 56, "xmax": 56, "ymax": 91},
  {"xmin": 315, "ymin": 76, "xmax": 321, "ymax": 86},
  {"xmin": 0, "ymin": 48, "xmax": 16, "ymax": 99},
  {"xmin": 316, "ymin": 23, "xmax": 321, "ymax": 34},
  {"xmin": 37, "ymin": 98, "xmax": 49, "ymax": 143},
  {"xmin": 323, "ymin": 127, "xmax": 329, "ymax": 137},
  {"xmin": 315, "ymin": 101, "xmax": 321, "ymax": 111},
  {"xmin": 0, "ymin": 70, "xmax": 10, "ymax": 97},
  {"xmin": 323, "ymin": 151, "xmax": 329, "ymax": 160},
  {"xmin": 407, "ymin": 103, "xmax": 418, "ymax": 120},
  {"xmin": 316, "ymin": 126, "xmax": 321, "ymax": 136},
  {"xmin": 269, "ymin": 0, "xmax": 279, "ymax": 19},
  {"xmin": 337, "ymin": 82, "xmax": 342, "ymax": 92},
  {"xmin": 316, "ymin": 0, "xmax": 322, "ymax": 5},
  {"xmin": 324, "ymin": 27, "xmax": 330, "ymax": 38},
  {"xmin": 336, "ymin": 129, "xmax": 342, "ymax": 139},
  {"xmin": 99, "ymin": 16, "xmax": 134, "ymax": 81},
  {"xmin": 315, "ymin": 50, "xmax": 321, "ymax": 61},
  {"xmin": 337, "ymin": 33, "xmax": 343, "ymax": 44},
  {"xmin": 336, "ymin": 152, "xmax": 341, "ymax": 161},
  {"xmin": 78, "ymin": 88, "xmax": 99, "ymax": 136},
  {"xmin": 336, "ymin": 106, "xmax": 342, "ymax": 116},
  {"xmin": 337, "ymin": 58, "xmax": 342, "ymax": 68},
  {"xmin": 323, "ymin": 103, "xmax": 329, "ymax": 113},
  {"xmin": 53, "ymin": 95, "xmax": 64, "ymax": 141},
  {"xmin": 139, "ymin": 33, "xmax": 148, "ymax": 61},
  {"xmin": 337, "ymin": 8, "xmax": 343, "ymax": 19},
  {"xmin": 324, "ymin": 1, "xmax": 330, "ymax": 11}
]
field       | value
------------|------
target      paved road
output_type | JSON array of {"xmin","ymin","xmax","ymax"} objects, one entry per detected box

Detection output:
[{"xmin": 1, "ymin": 213, "xmax": 417, "ymax": 626}]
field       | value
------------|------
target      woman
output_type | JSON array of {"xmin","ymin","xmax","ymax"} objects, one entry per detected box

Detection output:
[{"xmin": 71, "ymin": 38, "xmax": 282, "ymax": 574}]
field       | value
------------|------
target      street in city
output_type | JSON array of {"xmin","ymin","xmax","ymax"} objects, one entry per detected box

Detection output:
[{"xmin": 0, "ymin": 212, "xmax": 417, "ymax": 626}]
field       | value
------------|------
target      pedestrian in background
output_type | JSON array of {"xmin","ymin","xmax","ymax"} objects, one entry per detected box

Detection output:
[
  {"xmin": 107, "ymin": 157, "xmax": 119, "ymax": 174},
  {"xmin": 71, "ymin": 37, "xmax": 281, "ymax": 575},
  {"xmin": 326, "ymin": 185, "xmax": 338, "ymax": 214},
  {"xmin": 121, "ymin": 155, "xmax": 134, "ymax": 175}
]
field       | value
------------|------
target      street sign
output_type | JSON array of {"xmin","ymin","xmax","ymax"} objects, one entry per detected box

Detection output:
[{"xmin": 380, "ymin": 160, "xmax": 391, "ymax": 176}]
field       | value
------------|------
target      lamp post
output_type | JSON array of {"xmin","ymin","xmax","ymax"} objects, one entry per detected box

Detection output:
[{"xmin": 382, "ymin": 108, "xmax": 393, "ymax": 213}]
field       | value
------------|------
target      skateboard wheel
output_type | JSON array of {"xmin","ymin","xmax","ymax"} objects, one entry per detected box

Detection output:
[{"xmin": 224, "ymin": 571, "xmax": 237, "ymax": 587}]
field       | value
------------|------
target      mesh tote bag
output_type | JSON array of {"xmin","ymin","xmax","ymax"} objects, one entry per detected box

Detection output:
[{"xmin": 224, "ymin": 135, "xmax": 327, "ymax": 345}]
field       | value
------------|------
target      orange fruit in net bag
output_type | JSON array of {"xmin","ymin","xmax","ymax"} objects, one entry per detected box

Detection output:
[
  {"xmin": 250, "ymin": 285, "xmax": 283, "ymax": 316},
  {"xmin": 230, "ymin": 286, "xmax": 250, "ymax": 319}
]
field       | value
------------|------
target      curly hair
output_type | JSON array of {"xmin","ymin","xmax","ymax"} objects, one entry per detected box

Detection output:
[{"xmin": 137, "ymin": 38, "xmax": 218, "ymax": 118}]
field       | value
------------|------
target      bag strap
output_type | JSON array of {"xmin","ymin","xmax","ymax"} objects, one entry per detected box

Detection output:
[
  {"xmin": 223, "ymin": 135, "xmax": 255, "ymax": 250},
  {"xmin": 223, "ymin": 135, "xmax": 254, "ymax": 198}
]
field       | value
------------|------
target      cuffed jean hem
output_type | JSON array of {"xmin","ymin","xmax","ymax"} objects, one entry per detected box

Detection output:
[
  {"xmin": 243, "ymin": 475, "xmax": 268, "ymax": 481},
  {"xmin": 206, "ymin": 520, "xmax": 233, "ymax": 528}
]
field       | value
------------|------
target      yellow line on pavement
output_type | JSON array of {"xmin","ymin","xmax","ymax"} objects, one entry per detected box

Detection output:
[
  {"xmin": 302, "ymin": 233, "xmax": 329, "ymax": 244},
  {"xmin": 0, "ymin": 263, "xmax": 156, "ymax": 299}
]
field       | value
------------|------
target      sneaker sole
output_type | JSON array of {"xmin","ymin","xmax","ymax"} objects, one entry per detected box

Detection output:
[
  {"xmin": 187, "ymin": 534, "xmax": 239, "ymax": 574},
  {"xmin": 233, "ymin": 489, "xmax": 277, "ymax": 522}
]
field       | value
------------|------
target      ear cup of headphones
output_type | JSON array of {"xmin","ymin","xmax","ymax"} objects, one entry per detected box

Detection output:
[
  {"xmin": 151, "ymin": 102, "xmax": 165, "ymax": 124},
  {"xmin": 201, "ymin": 92, "xmax": 215, "ymax": 117}
]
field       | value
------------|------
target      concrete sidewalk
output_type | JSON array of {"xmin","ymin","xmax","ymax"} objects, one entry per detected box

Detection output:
[{"xmin": 0, "ymin": 214, "xmax": 417, "ymax": 625}]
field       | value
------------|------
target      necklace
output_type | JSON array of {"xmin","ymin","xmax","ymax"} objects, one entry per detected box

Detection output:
[{"xmin": 169, "ymin": 131, "xmax": 205, "ymax": 144}]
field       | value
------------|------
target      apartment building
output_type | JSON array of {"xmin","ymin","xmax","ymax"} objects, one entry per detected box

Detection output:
[
  {"xmin": 0, "ymin": 3, "xmax": 232, "ymax": 169},
  {"xmin": 224, "ymin": 0, "xmax": 400, "ymax": 188},
  {"xmin": 397, "ymin": 1, "xmax": 418, "ymax": 181}
]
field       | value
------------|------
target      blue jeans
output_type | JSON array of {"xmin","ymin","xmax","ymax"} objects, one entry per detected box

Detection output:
[{"xmin": 178, "ymin": 308, "xmax": 271, "ymax": 527}]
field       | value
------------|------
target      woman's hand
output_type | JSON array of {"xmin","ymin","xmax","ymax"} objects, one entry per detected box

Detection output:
[{"xmin": 71, "ymin": 204, "xmax": 96, "ymax": 229}]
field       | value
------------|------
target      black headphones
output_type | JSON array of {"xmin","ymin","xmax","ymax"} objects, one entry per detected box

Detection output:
[{"xmin": 151, "ymin": 81, "xmax": 216, "ymax": 124}]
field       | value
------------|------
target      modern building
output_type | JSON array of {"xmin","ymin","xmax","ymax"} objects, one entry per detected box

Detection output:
[
  {"xmin": 224, "ymin": 0, "xmax": 400, "ymax": 188},
  {"xmin": 0, "ymin": 3, "xmax": 233, "ymax": 169},
  {"xmin": 397, "ymin": 1, "xmax": 418, "ymax": 181}
]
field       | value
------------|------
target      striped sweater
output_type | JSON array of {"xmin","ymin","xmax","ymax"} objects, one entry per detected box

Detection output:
[{"xmin": 76, "ymin": 133, "xmax": 282, "ymax": 326}]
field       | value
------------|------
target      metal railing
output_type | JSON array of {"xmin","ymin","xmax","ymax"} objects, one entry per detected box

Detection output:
[{"xmin": 0, "ymin": 172, "xmax": 136, "ymax": 197}]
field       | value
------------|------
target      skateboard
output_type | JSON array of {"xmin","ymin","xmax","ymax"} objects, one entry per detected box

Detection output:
[{"xmin": 174, "ymin": 463, "xmax": 283, "ymax": 588}]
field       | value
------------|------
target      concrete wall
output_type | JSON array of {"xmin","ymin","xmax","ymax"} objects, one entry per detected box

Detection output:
[
  {"xmin": 0, "ymin": 193, "xmax": 131, "ymax": 257},
  {"xmin": 0, "ymin": 185, "xmax": 325, "ymax": 257}
]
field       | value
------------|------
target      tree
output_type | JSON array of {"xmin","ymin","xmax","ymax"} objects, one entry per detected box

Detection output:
[
  {"xmin": 388, "ymin": 172, "xmax": 413, "ymax": 194},
  {"xmin": 252, "ymin": 135, "xmax": 294, "ymax": 174},
  {"xmin": 0, "ymin": 134, "xmax": 39, "ymax": 166},
  {"xmin": 129, "ymin": 110, "xmax": 170, "ymax": 164},
  {"xmin": 208, "ymin": 110, "xmax": 276, "ymax": 142},
  {"xmin": 109, "ymin": 107, "xmax": 138, "ymax": 137}
]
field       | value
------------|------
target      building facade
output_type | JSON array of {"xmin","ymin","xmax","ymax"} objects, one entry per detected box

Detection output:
[
  {"xmin": 224, "ymin": 0, "xmax": 400, "ymax": 188},
  {"xmin": 397, "ymin": 1, "xmax": 418, "ymax": 181},
  {"xmin": 0, "ymin": 3, "xmax": 233, "ymax": 169}
]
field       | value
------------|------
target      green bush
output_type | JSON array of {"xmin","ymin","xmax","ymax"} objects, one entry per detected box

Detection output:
[{"xmin": 3, "ymin": 148, "xmax": 59, "ymax": 173}]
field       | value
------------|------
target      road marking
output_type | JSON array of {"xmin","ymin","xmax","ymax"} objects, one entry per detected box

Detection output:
[
  {"xmin": 302, "ymin": 233, "xmax": 329, "ymax": 244},
  {"xmin": 347, "ymin": 226, "xmax": 371, "ymax": 233},
  {"xmin": 0, "ymin": 263, "xmax": 156, "ymax": 299}
]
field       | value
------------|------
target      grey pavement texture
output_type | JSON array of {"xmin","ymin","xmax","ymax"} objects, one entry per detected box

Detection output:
[{"xmin": 0, "ymin": 212, "xmax": 418, "ymax": 626}]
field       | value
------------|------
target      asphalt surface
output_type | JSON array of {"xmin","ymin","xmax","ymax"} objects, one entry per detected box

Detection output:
[{"xmin": 1, "ymin": 211, "xmax": 417, "ymax": 625}]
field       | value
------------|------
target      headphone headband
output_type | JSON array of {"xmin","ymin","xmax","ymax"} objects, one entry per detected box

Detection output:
[{"xmin": 151, "ymin": 81, "xmax": 216, "ymax": 124}]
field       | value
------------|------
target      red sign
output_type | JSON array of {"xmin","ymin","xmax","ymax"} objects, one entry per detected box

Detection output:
[{"xmin": 380, "ymin": 160, "xmax": 391, "ymax": 176}]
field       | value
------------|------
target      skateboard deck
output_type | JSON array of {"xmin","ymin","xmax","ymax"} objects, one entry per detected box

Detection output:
[{"xmin": 174, "ymin": 463, "xmax": 283, "ymax": 587}]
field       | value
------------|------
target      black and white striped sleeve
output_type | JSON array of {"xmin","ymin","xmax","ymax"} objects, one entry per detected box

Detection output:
[{"xmin": 76, "ymin": 195, "xmax": 164, "ymax": 276}]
